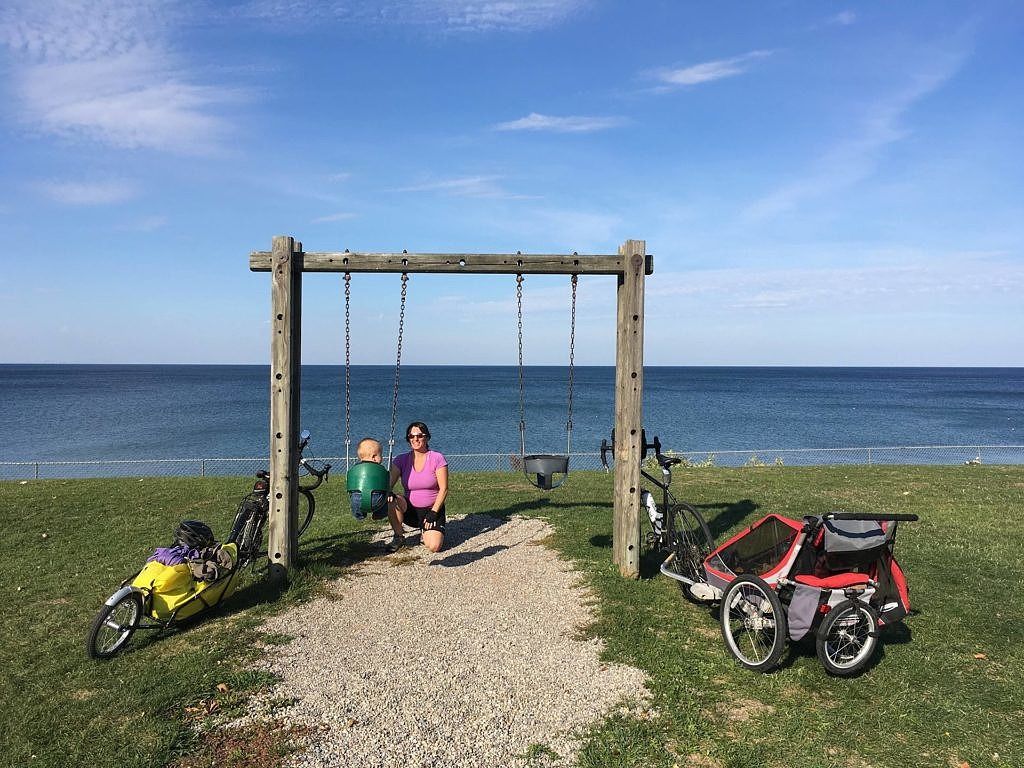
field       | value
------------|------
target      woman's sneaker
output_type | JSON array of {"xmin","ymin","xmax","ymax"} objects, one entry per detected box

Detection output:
[{"xmin": 385, "ymin": 534, "xmax": 405, "ymax": 553}]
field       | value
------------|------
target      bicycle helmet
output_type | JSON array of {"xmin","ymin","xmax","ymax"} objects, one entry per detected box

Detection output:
[{"xmin": 174, "ymin": 520, "xmax": 215, "ymax": 550}]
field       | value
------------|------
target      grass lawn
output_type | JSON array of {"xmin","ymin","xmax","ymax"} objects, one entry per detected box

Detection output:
[{"xmin": 1, "ymin": 465, "xmax": 1022, "ymax": 768}]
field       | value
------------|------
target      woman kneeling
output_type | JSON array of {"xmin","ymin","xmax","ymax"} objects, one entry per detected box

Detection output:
[{"xmin": 386, "ymin": 421, "xmax": 448, "ymax": 553}]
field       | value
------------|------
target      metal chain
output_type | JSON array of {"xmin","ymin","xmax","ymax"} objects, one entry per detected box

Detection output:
[
  {"xmin": 343, "ymin": 273, "xmax": 352, "ymax": 469},
  {"xmin": 516, "ymin": 273, "xmax": 526, "ymax": 457},
  {"xmin": 388, "ymin": 271, "xmax": 408, "ymax": 466},
  {"xmin": 566, "ymin": 273, "xmax": 578, "ymax": 456}
]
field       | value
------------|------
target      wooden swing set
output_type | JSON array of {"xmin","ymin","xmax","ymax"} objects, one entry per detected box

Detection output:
[{"xmin": 250, "ymin": 235, "xmax": 653, "ymax": 578}]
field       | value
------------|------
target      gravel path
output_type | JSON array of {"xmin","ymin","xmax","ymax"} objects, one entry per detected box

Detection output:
[{"xmin": 251, "ymin": 514, "xmax": 650, "ymax": 767}]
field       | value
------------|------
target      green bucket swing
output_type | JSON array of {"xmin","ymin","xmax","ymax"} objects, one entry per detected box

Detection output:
[{"xmin": 341, "ymin": 271, "xmax": 408, "ymax": 519}]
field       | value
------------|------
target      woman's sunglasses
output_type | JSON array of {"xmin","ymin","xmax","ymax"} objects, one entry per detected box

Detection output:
[{"xmin": 406, "ymin": 433, "xmax": 427, "ymax": 440}]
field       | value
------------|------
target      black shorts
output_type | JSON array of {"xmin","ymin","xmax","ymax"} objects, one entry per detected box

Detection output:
[{"xmin": 403, "ymin": 498, "xmax": 446, "ymax": 535}]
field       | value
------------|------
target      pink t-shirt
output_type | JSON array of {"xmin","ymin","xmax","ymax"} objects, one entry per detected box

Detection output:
[{"xmin": 393, "ymin": 450, "xmax": 447, "ymax": 508}]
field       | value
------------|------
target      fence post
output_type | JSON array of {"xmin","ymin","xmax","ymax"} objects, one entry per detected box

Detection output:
[
  {"xmin": 201, "ymin": 459, "xmax": 206, "ymax": 477},
  {"xmin": 35, "ymin": 462, "xmax": 39, "ymax": 480}
]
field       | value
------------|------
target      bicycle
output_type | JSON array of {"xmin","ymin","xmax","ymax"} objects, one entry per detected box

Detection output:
[
  {"xmin": 229, "ymin": 429, "xmax": 330, "ymax": 566},
  {"xmin": 601, "ymin": 430, "xmax": 716, "ymax": 599},
  {"xmin": 86, "ymin": 430, "xmax": 330, "ymax": 659}
]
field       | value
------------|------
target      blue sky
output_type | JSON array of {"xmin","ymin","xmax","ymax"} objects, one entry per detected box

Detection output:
[{"xmin": 1, "ymin": 0, "xmax": 1021, "ymax": 366}]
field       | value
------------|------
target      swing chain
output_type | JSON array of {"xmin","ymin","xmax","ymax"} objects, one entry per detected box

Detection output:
[
  {"xmin": 516, "ymin": 273, "xmax": 526, "ymax": 456},
  {"xmin": 343, "ymin": 273, "xmax": 352, "ymax": 469},
  {"xmin": 567, "ymin": 274, "xmax": 577, "ymax": 455},
  {"xmin": 388, "ymin": 272, "xmax": 408, "ymax": 465}
]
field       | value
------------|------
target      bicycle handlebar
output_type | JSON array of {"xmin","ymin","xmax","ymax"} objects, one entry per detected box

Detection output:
[
  {"xmin": 600, "ymin": 429, "xmax": 681, "ymax": 472},
  {"xmin": 298, "ymin": 458, "xmax": 331, "ymax": 491}
]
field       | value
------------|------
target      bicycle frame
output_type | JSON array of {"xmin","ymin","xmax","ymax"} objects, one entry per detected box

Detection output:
[{"xmin": 601, "ymin": 430, "xmax": 715, "ymax": 591}]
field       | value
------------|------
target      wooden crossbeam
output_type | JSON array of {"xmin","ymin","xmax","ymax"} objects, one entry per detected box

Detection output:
[{"xmin": 251, "ymin": 250, "xmax": 653, "ymax": 276}]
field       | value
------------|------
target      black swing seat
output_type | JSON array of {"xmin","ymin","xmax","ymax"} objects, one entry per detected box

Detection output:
[{"xmin": 523, "ymin": 454, "xmax": 569, "ymax": 491}]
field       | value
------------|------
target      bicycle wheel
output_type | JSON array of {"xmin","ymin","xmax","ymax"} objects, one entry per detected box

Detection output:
[
  {"xmin": 297, "ymin": 489, "xmax": 315, "ymax": 539},
  {"xmin": 720, "ymin": 574, "xmax": 787, "ymax": 673},
  {"xmin": 238, "ymin": 510, "xmax": 266, "ymax": 565},
  {"xmin": 816, "ymin": 599, "xmax": 880, "ymax": 677},
  {"xmin": 86, "ymin": 591, "xmax": 142, "ymax": 659},
  {"xmin": 666, "ymin": 501, "xmax": 715, "ymax": 584}
]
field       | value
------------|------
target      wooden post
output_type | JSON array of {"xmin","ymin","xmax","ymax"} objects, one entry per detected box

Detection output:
[
  {"xmin": 268, "ymin": 236, "xmax": 302, "ymax": 579},
  {"xmin": 613, "ymin": 239, "xmax": 646, "ymax": 578}
]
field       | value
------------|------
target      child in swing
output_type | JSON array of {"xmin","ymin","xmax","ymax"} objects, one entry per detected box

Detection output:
[
  {"xmin": 348, "ymin": 438, "xmax": 391, "ymax": 521},
  {"xmin": 357, "ymin": 437, "xmax": 382, "ymax": 463}
]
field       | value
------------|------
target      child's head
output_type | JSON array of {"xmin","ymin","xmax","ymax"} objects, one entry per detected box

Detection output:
[{"xmin": 357, "ymin": 438, "xmax": 382, "ymax": 463}]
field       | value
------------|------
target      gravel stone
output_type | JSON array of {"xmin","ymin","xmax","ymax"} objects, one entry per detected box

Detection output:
[{"xmin": 249, "ymin": 514, "xmax": 650, "ymax": 767}]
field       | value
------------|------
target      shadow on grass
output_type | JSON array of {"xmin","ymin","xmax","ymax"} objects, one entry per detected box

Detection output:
[
  {"xmin": 695, "ymin": 498, "xmax": 759, "ymax": 540},
  {"xmin": 297, "ymin": 528, "xmax": 378, "ymax": 569},
  {"xmin": 778, "ymin": 635, "xmax": 888, "ymax": 678},
  {"xmin": 610, "ymin": 498, "xmax": 762, "ymax": 579}
]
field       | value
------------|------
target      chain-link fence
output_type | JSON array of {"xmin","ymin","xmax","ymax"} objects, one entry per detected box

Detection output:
[{"xmin": 2, "ymin": 445, "xmax": 1023, "ymax": 481}]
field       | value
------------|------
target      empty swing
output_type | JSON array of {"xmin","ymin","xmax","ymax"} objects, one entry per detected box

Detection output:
[
  {"xmin": 343, "ymin": 271, "xmax": 409, "ymax": 520},
  {"xmin": 515, "ymin": 272, "xmax": 578, "ymax": 491}
]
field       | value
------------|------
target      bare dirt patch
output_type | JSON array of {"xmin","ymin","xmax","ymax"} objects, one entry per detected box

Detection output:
[{"xmin": 711, "ymin": 697, "xmax": 775, "ymax": 726}]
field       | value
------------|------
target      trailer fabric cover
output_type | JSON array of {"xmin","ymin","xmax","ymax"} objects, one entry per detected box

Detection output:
[
  {"xmin": 821, "ymin": 516, "xmax": 894, "ymax": 571},
  {"xmin": 788, "ymin": 583, "xmax": 822, "ymax": 641},
  {"xmin": 822, "ymin": 518, "xmax": 893, "ymax": 553}
]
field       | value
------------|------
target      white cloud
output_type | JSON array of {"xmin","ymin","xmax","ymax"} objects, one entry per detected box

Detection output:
[
  {"xmin": 395, "ymin": 175, "xmax": 533, "ymax": 199},
  {"xmin": 118, "ymin": 214, "xmax": 168, "ymax": 231},
  {"xmin": 649, "ymin": 251, "xmax": 1023, "ymax": 311},
  {"xmin": 651, "ymin": 50, "xmax": 772, "ymax": 88},
  {"xmin": 311, "ymin": 211, "xmax": 359, "ymax": 223},
  {"xmin": 433, "ymin": 0, "xmax": 587, "ymax": 32},
  {"xmin": 0, "ymin": 0, "xmax": 242, "ymax": 153},
  {"xmin": 233, "ymin": 0, "xmax": 586, "ymax": 31},
  {"xmin": 494, "ymin": 113, "xmax": 626, "ymax": 132},
  {"xmin": 832, "ymin": 11, "xmax": 857, "ymax": 26},
  {"xmin": 328, "ymin": 172, "xmax": 352, "ymax": 182},
  {"xmin": 39, "ymin": 179, "xmax": 139, "ymax": 205},
  {"xmin": 746, "ymin": 48, "xmax": 967, "ymax": 220}
]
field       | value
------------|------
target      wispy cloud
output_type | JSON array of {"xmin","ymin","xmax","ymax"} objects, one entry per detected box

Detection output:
[
  {"xmin": 328, "ymin": 172, "xmax": 352, "ymax": 182},
  {"xmin": 494, "ymin": 112, "xmax": 626, "ymax": 133},
  {"xmin": 0, "ymin": 0, "xmax": 242, "ymax": 153},
  {"xmin": 649, "ymin": 251, "xmax": 1022, "ymax": 311},
  {"xmin": 830, "ymin": 11, "xmax": 857, "ymax": 26},
  {"xmin": 395, "ymin": 175, "xmax": 534, "ymax": 199},
  {"xmin": 746, "ymin": 47, "xmax": 968, "ymax": 220},
  {"xmin": 311, "ymin": 211, "xmax": 358, "ymax": 223},
  {"xmin": 233, "ymin": 0, "xmax": 587, "ymax": 32},
  {"xmin": 117, "ymin": 214, "xmax": 168, "ymax": 232},
  {"xmin": 650, "ymin": 50, "xmax": 772, "ymax": 89},
  {"xmin": 39, "ymin": 179, "xmax": 139, "ymax": 205}
]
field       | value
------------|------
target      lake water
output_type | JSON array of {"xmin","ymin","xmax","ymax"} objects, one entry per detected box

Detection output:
[{"xmin": 1, "ymin": 365, "xmax": 1021, "ymax": 461}]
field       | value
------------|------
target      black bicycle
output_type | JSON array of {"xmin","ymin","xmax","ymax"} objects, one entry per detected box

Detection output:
[
  {"xmin": 601, "ymin": 430, "xmax": 716, "ymax": 598},
  {"xmin": 228, "ymin": 429, "xmax": 330, "ymax": 565}
]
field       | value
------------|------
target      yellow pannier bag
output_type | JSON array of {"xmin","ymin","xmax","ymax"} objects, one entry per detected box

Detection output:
[
  {"xmin": 132, "ymin": 560, "xmax": 194, "ymax": 619},
  {"xmin": 132, "ymin": 543, "xmax": 241, "ymax": 620}
]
